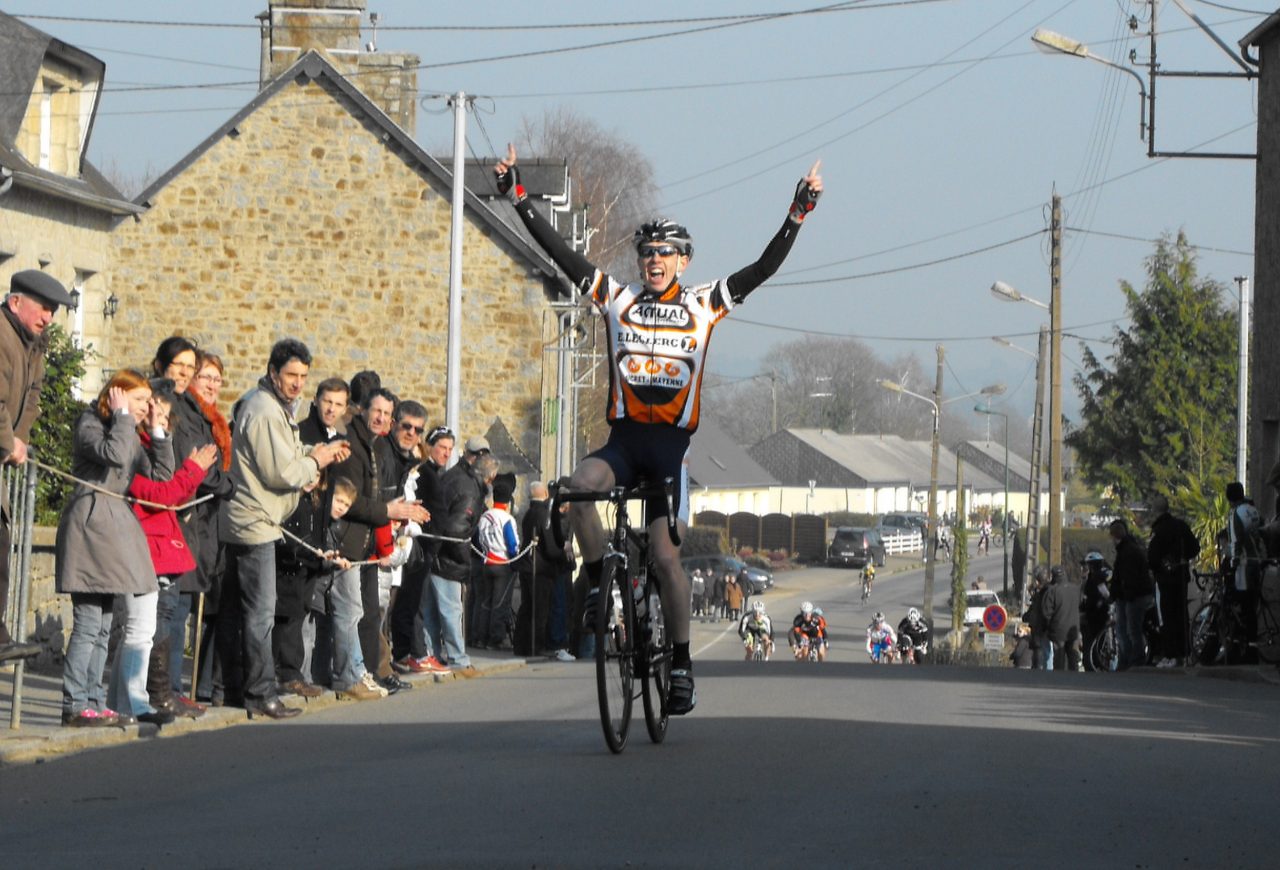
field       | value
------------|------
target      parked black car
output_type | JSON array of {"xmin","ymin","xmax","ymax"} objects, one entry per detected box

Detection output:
[
  {"xmin": 827, "ymin": 526, "xmax": 886, "ymax": 568},
  {"xmin": 680, "ymin": 554, "xmax": 774, "ymax": 594}
]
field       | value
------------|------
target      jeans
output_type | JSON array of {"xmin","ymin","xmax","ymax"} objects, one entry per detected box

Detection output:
[
  {"xmin": 1117, "ymin": 594, "xmax": 1154, "ymax": 669},
  {"xmin": 167, "ymin": 591, "xmax": 194, "ymax": 694},
  {"xmin": 230, "ymin": 542, "xmax": 279, "ymax": 702},
  {"xmin": 107, "ymin": 591, "xmax": 159, "ymax": 716},
  {"xmin": 423, "ymin": 573, "xmax": 470, "ymax": 667},
  {"xmin": 62, "ymin": 593, "xmax": 115, "ymax": 715},
  {"xmin": 330, "ymin": 566, "xmax": 366, "ymax": 690}
]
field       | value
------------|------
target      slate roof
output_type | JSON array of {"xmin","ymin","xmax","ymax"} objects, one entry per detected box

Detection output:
[
  {"xmin": 0, "ymin": 11, "xmax": 140, "ymax": 215},
  {"xmin": 954, "ymin": 439, "xmax": 1043, "ymax": 491},
  {"xmin": 771, "ymin": 429, "xmax": 1006, "ymax": 491},
  {"xmin": 687, "ymin": 419, "xmax": 778, "ymax": 488}
]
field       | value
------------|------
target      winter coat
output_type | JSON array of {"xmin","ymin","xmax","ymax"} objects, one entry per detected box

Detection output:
[
  {"xmin": 0, "ymin": 305, "xmax": 45, "ymax": 465},
  {"xmin": 1112, "ymin": 534, "xmax": 1154, "ymax": 601},
  {"xmin": 725, "ymin": 577, "xmax": 744, "ymax": 610},
  {"xmin": 55, "ymin": 410, "xmax": 174, "ymax": 595},
  {"xmin": 328, "ymin": 414, "xmax": 391, "ymax": 561},
  {"xmin": 169, "ymin": 390, "xmax": 235, "ymax": 592},
  {"xmin": 1040, "ymin": 577, "xmax": 1082, "ymax": 645},
  {"xmin": 434, "ymin": 459, "xmax": 488, "ymax": 583},
  {"xmin": 1147, "ymin": 512, "xmax": 1200, "ymax": 580},
  {"xmin": 129, "ymin": 444, "xmax": 207, "ymax": 578},
  {"xmin": 221, "ymin": 377, "xmax": 320, "ymax": 546},
  {"xmin": 518, "ymin": 498, "xmax": 573, "ymax": 578}
]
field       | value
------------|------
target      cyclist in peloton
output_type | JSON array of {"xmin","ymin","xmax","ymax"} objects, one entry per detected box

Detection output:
[
  {"xmin": 495, "ymin": 145, "xmax": 822, "ymax": 715},
  {"xmin": 861, "ymin": 562, "xmax": 876, "ymax": 596},
  {"xmin": 789, "ymin": 601, "xmax": 829, "ymax": 661},
  {"xmin": 866, "ymin": 611, "xmax": 898, "ymax": 662},
  {"xmin": 896, "ymin": 607, "xmax": 931, "ymax": 664},
  {"xmin": 738, "ymin": 600, "xmax": 774, "ymax": 661}
]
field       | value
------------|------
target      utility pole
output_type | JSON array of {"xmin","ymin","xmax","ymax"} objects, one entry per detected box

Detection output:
[
  {"xmin": 445, "ymin": 91, "xmax": 467, "ymax": 456},
  {"xmin": 1048, "ymin": 191, "xmax": 1064, "ymax": 567},
  {"xmin": 923, "ymin": 344, "xmax": 944, "ymax": 622},
  {"xmin": 1024, "ymin": 326, "xmax": 1048, "ymax": 611},
  {"xmin": 1236, "ymin": 275, "xmax": 1250, "ymax": 485}
]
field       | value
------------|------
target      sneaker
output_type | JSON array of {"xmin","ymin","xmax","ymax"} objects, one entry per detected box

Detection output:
[
  {"xmin": 581, "ymin": 589, "xmax": 599, "ymax": 630},
  {"xmin": 61, "ymin": 708, "xmax": 117, "ymax": 728},
  {"xmin": 553, "ymin": 648, "xmax": 576, "ymax": 663},
  {"xmin": 421, "ymin": 656, "xmax": 452, "ymax": 676},
  {"xmin": 378, "ymin": 674, "xmax": 413, "ymax": 694},
  {"xmin": 395, "ymin": 655, "xmax": 432, "ymax": 674},
  {"xmin": 1155, "ymin": 657, "xmax": 1179, "ymax": 669},
  {"xmin": 335, "ymin": 681, "xmax": 384, "ymax": 702},
  {"xmin": 360, "ymin": 672, "xmax": 391, "ymax": 697},
  {"xmin": 668, "ymin": 668, "xmax": 696, "ymax": 715}
]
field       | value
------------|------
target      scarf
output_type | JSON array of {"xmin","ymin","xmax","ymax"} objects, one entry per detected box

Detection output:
[{"xmin": 188, "ymin": 389, "xmax": 232, "ymax": 470}]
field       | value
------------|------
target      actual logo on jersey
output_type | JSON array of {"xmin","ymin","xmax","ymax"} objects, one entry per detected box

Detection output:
[{"xmin": 625, "ymin": 302, "xmax": 690, "ymax": 328}]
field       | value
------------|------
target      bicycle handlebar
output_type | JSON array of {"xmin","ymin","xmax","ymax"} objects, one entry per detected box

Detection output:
[{"xmin": 548, "ymin": 478, "xmax": 682, "ymax": 548}]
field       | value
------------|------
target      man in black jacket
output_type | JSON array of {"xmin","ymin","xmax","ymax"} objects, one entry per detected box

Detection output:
[
  {"xmin": 515, "ymin": 481, "xmax": 576, "ymax": 659},
  {"xmin": 1040, "ymin": 565, "xmax": 1081, "ymax": 671},
  {"xmin": 426, "ymin": 438, "xmax": 498, "ymax": 678},
  {"xmin": 1146, "ymin": 494, "xmax": 1200, "ymax": 667},
  {"xmin": 1110, "ymin": 519, "xmax": 1154, "ymax": 669},
  {"xmin": 394, "ymin": 426, "xmax": 452, "ymax": 674}
]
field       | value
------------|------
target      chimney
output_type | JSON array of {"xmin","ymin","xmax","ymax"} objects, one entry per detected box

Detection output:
[
  {"xmin": 259, "ymin": 0, "xmax": 365, "ymax": 84},
  {"xmin": 257, "ymin": 1, "xmax": 419, "ymax": 136}
]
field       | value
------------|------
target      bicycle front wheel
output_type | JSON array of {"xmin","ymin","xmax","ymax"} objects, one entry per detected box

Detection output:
[
  {"xmin": 1190, "ymin": 604, "xmax": 1219, "ymax": 666},
  {"xmin": 1258, "ymin": 598, "xmax": 1280, "ymax": 664},
  {"xmin": 641, "ymin": 600, "xmax": 671, "ymax": 744},
  {"xmin": 596, "ymin": 563, "xmax": 635, "ymax": 754}
]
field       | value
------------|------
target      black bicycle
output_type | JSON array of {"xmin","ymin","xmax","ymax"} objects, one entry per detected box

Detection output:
[
  {"xmin": 551, "ymin": 478, "xmax": 681, "ymax": 754},
  {"xmin": 1190, "ymin": 568, "xmax": 1249, "ymax": 666}
]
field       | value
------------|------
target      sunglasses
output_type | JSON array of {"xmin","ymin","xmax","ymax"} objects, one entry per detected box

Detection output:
[
  {"xmin": 398, "ymin": 421, "xmax": 425, "ymax": 435},
  {"xmin": 638, "ymin": 245, "xmax": 681, "ymax": 259}
]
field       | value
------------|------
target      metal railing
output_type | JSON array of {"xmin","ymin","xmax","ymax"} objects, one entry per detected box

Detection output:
[{"xmin": 3, "ymin": 459, "xmax": 39, "ymax": 729}]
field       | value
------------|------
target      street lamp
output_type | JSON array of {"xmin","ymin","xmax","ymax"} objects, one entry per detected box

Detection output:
[
  {"xmin": 1031, "ymin": 27, "xmax": 1148, "ymax": 142},
  {"xmin": 879, "ymin": 379, "xmax": 1005, "ymax": 621},
  {"xmin": 991, "ymin": 273, "xmax": 1062, "ymax": 570},
  {"xmin": 974, "ymin": 403, "xmax": 1011, "ymax": 604}
]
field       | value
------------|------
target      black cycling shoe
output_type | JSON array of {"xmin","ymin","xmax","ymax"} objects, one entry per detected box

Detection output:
[{"xmin": 668, "ymin": 668, "xmax": 696, "ymax": 715}]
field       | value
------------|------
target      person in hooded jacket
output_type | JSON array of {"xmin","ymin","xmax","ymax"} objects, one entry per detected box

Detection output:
[{"xmin": 1040, "ymin": 564, "xmax": 1082, "ymax": 671}]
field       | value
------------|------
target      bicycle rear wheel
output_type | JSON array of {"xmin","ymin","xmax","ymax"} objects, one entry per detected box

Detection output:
[
  {"xmin": 1258, "ymin": 598, "xmax": 1280, "ymax": 664},
  {"xmin": 641, "ymin": 597, "xmax": 671, "ymax": 744},
  {"xmin": 596, "ymin": 562, "xmax": 635, "ymax": 754},
  {"xmin": 1090, "ymin": 626, "xmax": 1119, "ymax": 672}
]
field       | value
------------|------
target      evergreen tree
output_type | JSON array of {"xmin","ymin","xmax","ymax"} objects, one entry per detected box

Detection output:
[
  {"xmin": 1067, "ymin": 232, "xmax": 1237, "ymax": 520},
  {"xmin": 29, "ymin": 324, "xmax": 89, "ymax": 526}
]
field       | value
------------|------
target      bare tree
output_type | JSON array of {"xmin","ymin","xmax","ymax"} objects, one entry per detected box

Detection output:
[{"xmin": 518, "ymin": 106, "xmax": 658, "ymax": 274}]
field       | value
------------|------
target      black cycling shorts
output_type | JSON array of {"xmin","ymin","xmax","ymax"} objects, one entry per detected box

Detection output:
[{"xmin": 585, "ymin": 419, "xmax": 690, "ymax": 524}]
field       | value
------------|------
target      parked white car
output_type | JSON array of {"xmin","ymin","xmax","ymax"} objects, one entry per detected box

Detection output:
[{"xmin": 963, "ymin": 589, "xmax": 1002, "ymax": 625}]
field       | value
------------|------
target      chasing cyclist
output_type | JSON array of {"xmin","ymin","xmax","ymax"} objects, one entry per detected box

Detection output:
[
  {"xmin": 495, "ymin": 145, "xmax": 822, "ymax": 714},
  {"xmin": 789, "ymin": 601, "xmax": 828, "ymax": 661},
  {"xmin": 860, "ymin": 562, "xmax": 876, "ymax": 603},
  {"xmin": 738, "ymin": 600, "xmax": 774, "ymax": 661},
  {"xmin": 896, "ymin": 607, "xmax": 931, "ymax": 664},
  {"xmin": 866, "ymin": 611, "xmax": 898, "ymax": 663}
]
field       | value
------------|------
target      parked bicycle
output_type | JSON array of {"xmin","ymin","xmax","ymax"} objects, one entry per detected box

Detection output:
[
  {"xmin": 1189, "ymin": 569, "xmax": 1249, "ymax": 666},
  {"xmin": 551, "ymin": 478, "xmax": 680, "ymax": 754}
]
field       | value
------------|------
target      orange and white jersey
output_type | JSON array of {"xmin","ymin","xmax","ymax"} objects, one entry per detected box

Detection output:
[{"xmin": 581, "ymin": 273, "xmax": 732, "ymax": 432}]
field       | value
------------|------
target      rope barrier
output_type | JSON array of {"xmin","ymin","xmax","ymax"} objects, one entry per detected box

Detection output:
[{"xmin": 32, "ymin": 458, "xmax": 216, "ymax": 513}]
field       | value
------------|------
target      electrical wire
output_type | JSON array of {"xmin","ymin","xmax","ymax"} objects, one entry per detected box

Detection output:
[
  {"xmin": 1064, "ymin": 226, "xmax": 1252, "ymax": 257},
  {"xmin": 720, "ymin": 316, "xmax": 1127, "ymax": 342}
]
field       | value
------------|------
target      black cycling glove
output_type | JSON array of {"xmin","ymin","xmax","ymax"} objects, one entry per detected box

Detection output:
[
  {"xmin": 789, "ymin": 177, "xmax": 821, "ymax": 223},
  {"xmin": 495, "ymin": 163, "xmax": 526, "ymax": 204}
]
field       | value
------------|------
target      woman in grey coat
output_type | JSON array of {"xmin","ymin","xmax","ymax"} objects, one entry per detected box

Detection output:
[{"xmin": 57, "ymin": 370, "xmax": 173, "ymax": 727}]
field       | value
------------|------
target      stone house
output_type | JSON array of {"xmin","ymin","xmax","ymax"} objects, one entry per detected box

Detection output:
[
  {"xmin": 0, "ymin": 11, "xmax": 140, "ymax": 357},
  {"xmin": 108, "ymin": 2, "xmax": 571, "ymax": 476}
]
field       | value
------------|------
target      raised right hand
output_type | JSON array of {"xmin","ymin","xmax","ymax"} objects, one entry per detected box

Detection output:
[{"xmin": 188, "ymin": 443, "xmax": 219, "ymax": 471}]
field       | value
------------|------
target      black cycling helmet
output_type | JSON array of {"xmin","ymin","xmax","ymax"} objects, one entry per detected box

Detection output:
[{"xmin": 634, "ymin": 218, "xmax": 693, "ymax": 257}]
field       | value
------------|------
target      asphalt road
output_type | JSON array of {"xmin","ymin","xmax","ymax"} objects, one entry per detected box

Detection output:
[{"xmin": 3, "ymin": 555, "xmax": 1277, "ymax": 869}]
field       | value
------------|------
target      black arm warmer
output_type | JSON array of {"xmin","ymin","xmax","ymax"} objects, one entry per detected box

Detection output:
[
  {"xmin": 725, "ymin": 216, "xmax": 802, "ymax": 304},
  {"xmin": 514, "ymin": 198, "xmax": 598, "ymax": 294}
]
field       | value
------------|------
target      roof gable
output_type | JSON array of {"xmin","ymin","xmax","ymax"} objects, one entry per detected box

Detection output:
[
  {"xmin": 133, "ymin": 51, "xmax": 557, "ymax": 280},
  {"xmin": 687, "ymin": 418, "xmax": 778, "ymax": 488}
]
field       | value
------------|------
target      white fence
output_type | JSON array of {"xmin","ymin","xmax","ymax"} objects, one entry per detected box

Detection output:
[{"xmin": 881, "ymin": 529, "xmax": 923, "ymax": 555}]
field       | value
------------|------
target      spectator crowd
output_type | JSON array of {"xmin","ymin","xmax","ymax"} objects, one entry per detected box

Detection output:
[{"xmin": 0, "ymin": 270, "xmax": 581, "ymax": 728}]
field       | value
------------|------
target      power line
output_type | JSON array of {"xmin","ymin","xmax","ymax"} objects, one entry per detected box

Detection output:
[
  {"xmin": 1064, "ymin": 226, "xmax": 1253, "ymax": 257},
  {"xmin": 14, "ymin": 2, "xmax": 940, "ymax": 32},
  {"xmin": 722, "ymin": 316, "xmax": 1126, "ymax": 342},
  {"xmin": 769, "ymin": 230, "xmax": 1045, "ymax": 287}
]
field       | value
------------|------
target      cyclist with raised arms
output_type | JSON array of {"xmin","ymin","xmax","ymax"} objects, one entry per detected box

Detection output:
[{"xmin": 495, "ymin": 145, "xmax": 822, "ymax": 714}]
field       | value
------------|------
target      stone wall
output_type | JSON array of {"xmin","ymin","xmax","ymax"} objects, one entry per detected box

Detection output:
[{"xmin": 109, "ymin": 75, "xmax": 557, "ymax": 469}]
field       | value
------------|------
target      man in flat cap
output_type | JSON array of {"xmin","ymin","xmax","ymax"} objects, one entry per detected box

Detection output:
[{"xmin": 1, "ymin": 270, "xmax": 75, "ymax": 661}]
